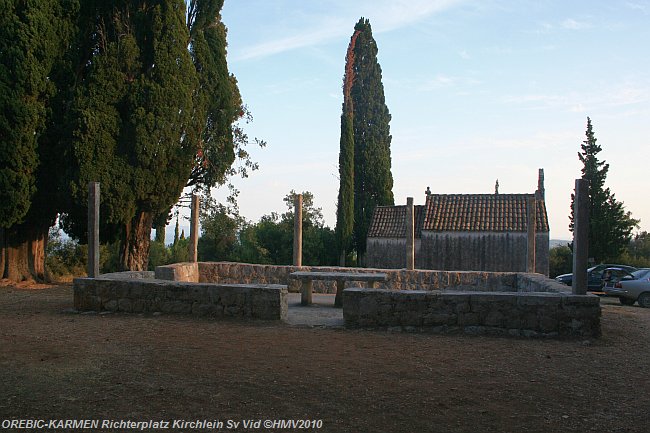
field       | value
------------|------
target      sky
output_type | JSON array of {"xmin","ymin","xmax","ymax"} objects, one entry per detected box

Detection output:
[{"xmin": 193, "ymin": 0, "xmax": 650, "ymax": 242}]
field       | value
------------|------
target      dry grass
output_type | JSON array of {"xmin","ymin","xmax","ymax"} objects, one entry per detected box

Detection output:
[{"xmin": 1, "ymin": 283, "xmax": 649, "ymax": 432}]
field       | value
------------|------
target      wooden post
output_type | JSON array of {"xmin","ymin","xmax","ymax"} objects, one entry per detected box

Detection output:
[
  {"xmin": 293, "ymin": 194, "xmax": 302, "ymax": 267},
  {"xmin": 406, "ymin": 197, "xmax": 415, "ymax": 270},
  {"xmin": 526, "ymin": 196, "xmax": 537, "ymax": 273},
  {"xmin": 87, "ymin": 182, "xmax": 100, "ymax": 278},
  {"xmin": 189, "ymin": 194, "xmax": 199, "ymax": 262},
  {"xmin": 572, "ymin": 179, "xmax": 590, "ymax": 295}
]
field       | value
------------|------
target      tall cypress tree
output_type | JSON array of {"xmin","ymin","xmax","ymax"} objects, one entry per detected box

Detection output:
[
  {"xmin": 57, "ymin": 0, "xmax": 247, "ymax": 271},
  {"xmin": 335, "ymin": 112, "xmax": 355, "ymax": 266},
  {"xmin": 0, "ymin": 0, "xmax": 78, "ymax": 281},
  {"xmin": 335, "ymin": 18, "xmax": 394, "ymax": 265},
  {"xmin": 569, "ymin": 117, "xmax": 638, "ymax": 262},
  {"xmin": 62, "ymin": 0, "xmax": 198, "ymax": 270},
  {"xmin": 335, "ymin": 29, "xmax": 357, "ymax": 266}
]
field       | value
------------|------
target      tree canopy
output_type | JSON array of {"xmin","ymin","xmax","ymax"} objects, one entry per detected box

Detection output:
[
  {"xmin": 198, "ymin": 191, "xmax": 337, "ymax": 266},
  {"xmin": 1, "ymin": 0, "xmax": 256, "ymax": 279},
  {"xmin": 0, "ymin": 0, "xmax": 78, "ymax": 281}
]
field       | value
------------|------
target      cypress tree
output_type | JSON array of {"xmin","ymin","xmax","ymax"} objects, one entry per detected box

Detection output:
[
  {"xmin": 62, "ymin": 0, "xmax": 198, "ymax": 270},
  {"xmin": 0, "ymin": 0, "xmax": 77, "ymax": 281},
  {"xmin": 335, "ymin": 112, "xmax": 355, "ymax": 266},
  {"xmin": 569, "ymin": 117, "xmax": 638, "ymax": 262},
  {"xmin": 335, "ymin": 18, "xmax": 394, "ymax": 265},
  {"xmin": 186, "ymin": 0, "xmax": 242, "ymax": 190},
  {"xmin": 335, "ymin": 29, "xmax": 357, "ymax": 266}
]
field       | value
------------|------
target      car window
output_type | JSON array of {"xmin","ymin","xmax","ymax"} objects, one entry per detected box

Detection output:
[{"xmin": 631, "ymin": 269, "xmax": 650, "ymax": 279}]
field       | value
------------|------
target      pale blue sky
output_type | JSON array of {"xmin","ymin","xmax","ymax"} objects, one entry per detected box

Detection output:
[{"xmin": 202, "ymin": 0, "xmax": 650, "ymax": 241}]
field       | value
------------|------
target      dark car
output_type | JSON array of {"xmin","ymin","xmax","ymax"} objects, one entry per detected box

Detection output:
[{"xmin": 555, "ymin": 264, "xmax": 638, "ymax": 291}]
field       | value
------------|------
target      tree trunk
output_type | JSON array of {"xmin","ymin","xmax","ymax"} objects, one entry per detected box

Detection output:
[
  {"xmin": 29, "ymin": 228, "xmax": 48, "ymax": 281},
  {"xmin": 2, "ymin": 224, "xmax": 49, "ymax": 282},
  {"xmin": 0, "ymin": 228, "xmax": 5, "ymax": 279},
  {"xmin": 119, "ymin": 211, "xmax": 153, "ymax": 271}
]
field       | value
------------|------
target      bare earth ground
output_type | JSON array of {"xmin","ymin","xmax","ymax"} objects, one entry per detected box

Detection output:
[{"xmin": 1, "ymin": 282, "xmax": 649, "ymax": 433}]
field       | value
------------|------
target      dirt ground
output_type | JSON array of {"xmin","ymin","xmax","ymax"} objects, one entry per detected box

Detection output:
[{"xmin": 1, "ymin": 282, "xmax": 649, "ymax": 433}]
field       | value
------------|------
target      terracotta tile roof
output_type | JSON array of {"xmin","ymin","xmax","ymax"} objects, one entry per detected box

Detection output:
[
  {"xmin": 367, "ymin": 205, "xmax": 425, "ymax": 238},
  {"xmin": 422, "ymin": 194, "xmax": 549, "ymax": 232},
  {"xmin": 367, "ymin": 194, "xmax": 549, "ymax": 238}
]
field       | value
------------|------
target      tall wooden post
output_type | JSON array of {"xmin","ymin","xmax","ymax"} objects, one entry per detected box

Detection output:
[
  {"xmin": 526, "ymin": 196, "xmax": 537, "ymax": 273},
  {"xmin": 406, "ymin": 197, "xmax": 415, "ymax": 270},
  {"xmin": 293, "ymin": 194, "xmax": 302, "ymax": 267},
  {"xmin": 572, "ymin": 179, "xmax": 589, "ymax": 295},
  {"xmin": 87, "ymin": 182, "xmax": 100, "ymax": 278},
  {"xmin": 189, "ymin": 194, "xmax": 199, "ymax": 262}
]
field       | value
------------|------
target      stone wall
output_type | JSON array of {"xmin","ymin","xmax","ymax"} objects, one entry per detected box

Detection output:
[
  {"xmin": 343, "ymin": 288, "xmax": 600, "ymax": 338},
  {"xmin": 73, "ymin": 276, "xmax": 288, "ymax": 321},
  {"xmin": 156, "ymin": 262, "xmax": 550, "ymax": 293},
  {"xmin": 155, "ymin": 262, "xmax": 566, "ymax": 294}
]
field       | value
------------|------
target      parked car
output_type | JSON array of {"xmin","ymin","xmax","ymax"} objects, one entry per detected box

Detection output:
[
  {"xmin": 600, "ymin": 267, "xmax": 636, "ymax": 289},
  {"xmin": 555, "ymin": 264, "xmax": 638, "ymax": 291},
  {"xmin": 603, "ymin": 268, "xmax": 650, "ymax": 307}
]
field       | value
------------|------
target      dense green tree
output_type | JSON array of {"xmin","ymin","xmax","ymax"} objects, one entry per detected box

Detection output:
[
  {"xmin": 197, "ymin": 191, "xmax": 337, "ymax": 266},
  {"xmin": 60, "ymin": 0, "xmax": 198, "ymax": 271},
  {"xmin": 60, "ymin": 0, "xmax": 251, "ymax": 271},
  {"xmin": 281, "ymin": 191, "xmax": 337, "ymax": 266},
  {"xmin": 569, "ymin": 117, "xmax": 638, "ymax": 262},
  {"xmin": 0, "ymin": 0, "xmax": 78, "ymax": 281},
  {"xmin": 549, "ymin": 245, "xmax": 573, "ymax": 278},
  {"xmin": 617, "ymin": 231, "xmax": 650, "ymax": 268},
  {"xmin": 335, "ymin": 18, "xmax": 394, "ymax": 266},
  {"xmin": 197, "ymin": 198, "xmax": 243, "ymax": 261}
]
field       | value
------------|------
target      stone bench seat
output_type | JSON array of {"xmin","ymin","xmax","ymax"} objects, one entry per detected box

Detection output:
[
  {"xmin": 289, "ymin": 271, "xmax": 388, "ymax": 307},
  {"xmin": 342, "ymin": 288, "xmax": 601, "ymax": 338},
  {"xmin": 73, "ymin": 277, "xmax": 288, "ymax": 321}
]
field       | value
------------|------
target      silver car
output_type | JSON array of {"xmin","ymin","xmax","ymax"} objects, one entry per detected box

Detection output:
[{"xmin": 604, "ymin": 268, "xmax": 650, "ymax": 307}]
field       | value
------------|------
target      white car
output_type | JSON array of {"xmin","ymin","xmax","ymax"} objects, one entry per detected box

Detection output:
[{"xmin": 604, "ymin": 268, "xmax": 650, "ymax": 307}]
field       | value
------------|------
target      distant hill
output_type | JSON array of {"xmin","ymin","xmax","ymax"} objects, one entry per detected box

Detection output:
[{"xmin": 550, "ymin": 239, "xmax": 571, "ymax": 249}]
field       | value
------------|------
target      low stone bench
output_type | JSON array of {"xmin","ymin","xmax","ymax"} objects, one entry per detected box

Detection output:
[
  {"xmin": 74, "ymin": 277, "xmax": 288, "ymax": 321},
  {"xmin": 342, "ymin": 288, "xmax": 601, "ymax": 338},
  {"xmin": 290, "ymin": 271, "xmax": 388, "ymax": 307}
]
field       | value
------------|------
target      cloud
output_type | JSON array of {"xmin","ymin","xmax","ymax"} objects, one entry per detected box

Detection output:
[
  {"xmin": 626, "ymin": 2, "xmax": 649, "ymax": 14},
  {"xmin": 236, "ymin": 18, "xmax": 346, "ymax": 61},
  {"xmin": 422, "ymin": 74, "xmax": 456, "ymax": 89},
  {"xmin": 234, "ymin": 0, "xmax": 468, "ymax": 61},
  {"xmin": 561, "ymin": 18, "xmax": 591, "ymax": 30},
  {"xmin": 501, "ymin": 80, "xmax": 650, "ymax": 114}
]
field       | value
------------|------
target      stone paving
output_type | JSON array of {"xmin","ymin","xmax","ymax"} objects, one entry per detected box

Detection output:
[{"xmin": 285, "ymin": 293, "xmax": 344, "ymax": 327}]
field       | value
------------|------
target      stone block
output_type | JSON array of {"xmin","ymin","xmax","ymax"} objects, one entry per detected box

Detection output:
[
  {"xmin": 484, "ymin": 310, "xmax": 505, "ymax": 327},
  {"xmin": 458, "ymin": 312, "xmax": 480, "ymax": 326},
  {"xmin": 118, "ymin": 298, "xmax": 132, "ymax": 312},
  {"xmin": 359, "ymin": 295, "xmax": 379, "ymax": 317},
  {"xmin": 537, "ymin": 316, "xmax": 559, "ymax": 333},
  {"xmin": 131, "ymin": 299, "xmax": 146, "ymax": 312},
  {"xmin": 516, "ymin": 293, "xmax": 562, "ymax": 306}
]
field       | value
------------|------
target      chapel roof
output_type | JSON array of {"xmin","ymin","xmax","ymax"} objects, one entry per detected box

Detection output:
[{"xmin": 367, "ymin": 193, "xmax": 549, "ymax": 238}]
